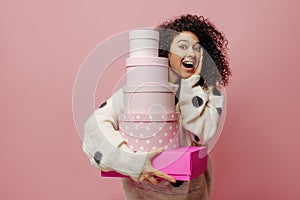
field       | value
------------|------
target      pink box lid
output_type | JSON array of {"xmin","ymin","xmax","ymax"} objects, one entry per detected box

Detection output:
[
  {"xmin": 129, "ymin": 30, "xmax": 159, "ymax": 40},
  {"xmin": 126, "ymin": 57, "xmax": 168, "ymax": 67},
  {"xmin": 118, "ymin": 112, "xmax": 180, "ymax": 122},
  {"xmin": 122, "ymin": 84, "xmax": 176, "ymax": 93}
]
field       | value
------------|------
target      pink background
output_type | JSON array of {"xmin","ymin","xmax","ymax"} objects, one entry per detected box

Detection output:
[{"xmin": 1, "ymin": 0, "xmax": 299, "ymax": 199}]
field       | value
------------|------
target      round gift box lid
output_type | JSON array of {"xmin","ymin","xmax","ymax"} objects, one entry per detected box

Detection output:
[
  {"xmin": 118, "ymin": 113, "xmax": 180, "ymax": 122},
  {"xmin": 129, "ymin": 29, "xmax": 159, "ymax": 40},
  {"xmin": 126, "ymin": 57, "xmax": 168, "ymax": 67},
  {"xmin": 123, "ymin": 85, "xmax": 176, "ymax": 93}
]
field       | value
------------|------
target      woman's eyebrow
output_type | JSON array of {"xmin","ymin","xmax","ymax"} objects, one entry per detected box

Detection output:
[
  {"xmin": 176, "ymin": 39, "xmax": 189, "ymax": 44},
  {"xmin": 176, "ymin": 40, "xmax": 200, "ymax": 45}
]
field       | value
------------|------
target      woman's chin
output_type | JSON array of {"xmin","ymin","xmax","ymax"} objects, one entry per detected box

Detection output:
[{"xmin": 181, "ymin": 67, "xmax": 195, "ymax": 78}]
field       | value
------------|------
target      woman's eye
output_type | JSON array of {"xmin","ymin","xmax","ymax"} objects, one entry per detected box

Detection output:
[
  {"xmin": 194, "ymin": 44, "xmax": 201, "ymax": 52},
  {"xmin": 178, "ymin": 44, "xmax": 187, "ymax": 50}
]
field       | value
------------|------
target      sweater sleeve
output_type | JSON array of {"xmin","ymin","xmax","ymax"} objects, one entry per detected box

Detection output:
[
  {"xmin": 82, "ymin": 89, "xmax": 148, "ymax": 179},
  {"xmin": 178, "ymin": 75, "xmax": 224, "ymax": 145}
]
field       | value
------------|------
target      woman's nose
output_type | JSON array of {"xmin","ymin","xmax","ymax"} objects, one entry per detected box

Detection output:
[{"xmin": 186, "ymin": 46, "xmax": 196, "ymax": 57}]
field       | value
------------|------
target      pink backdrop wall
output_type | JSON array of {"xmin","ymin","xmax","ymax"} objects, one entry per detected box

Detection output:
[{"xmin": 1, "ymin": 0, "xmax": 299, "ymax": 199}]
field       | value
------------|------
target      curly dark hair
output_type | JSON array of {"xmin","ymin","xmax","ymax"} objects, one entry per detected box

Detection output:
[{"xmin": 156, "ymin": 14, "xmax": 231, "ymax": 87}]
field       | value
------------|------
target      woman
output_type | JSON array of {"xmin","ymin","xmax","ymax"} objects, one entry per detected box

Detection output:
[{"xmin": 83, "ymin": 14, "xmax": 231, "ymax": 199}]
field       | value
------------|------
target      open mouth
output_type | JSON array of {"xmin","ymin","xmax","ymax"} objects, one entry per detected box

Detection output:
[{"xmin": 182, "ymin": 61, "xmax": 195, "ymax": 69}]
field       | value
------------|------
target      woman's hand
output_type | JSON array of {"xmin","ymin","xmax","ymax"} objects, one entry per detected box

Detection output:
[
  {"xmin": 194, "ymin": 48, "xmax": 203, "ymax": 76},
  {"xmin": 138, "ymin": 148, "xmax": 176, "ymax": 185}
]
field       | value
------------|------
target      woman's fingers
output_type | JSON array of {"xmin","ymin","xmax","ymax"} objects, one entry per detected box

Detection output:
[
  {"xmin": 139, "ymin": 148, "xmax": 176, "ymax": 185},
  {"xmin": 148, "ymin": 148, "xmax": 176, "ymax": 182},
  {"xmin": 148, "ymin": 176, "xmax": 159, "ymax": 185},
  {"xmin": 147, "ymin": 148, "xmax": 164, "ymax": 160},
  {"xmin": 195, "ymin": 48, "xmax": 203, "ymax": 75},
  {"xmin": 139, "ymin": 170, "xmax": 175, "ymax": 185},
  {"xmin": 138, "ymin": 175, "xmax": 145, "ymax": 182},
  {"xmin": 153, "ymin": 170, "xmax": 176, "ymax": 183}
]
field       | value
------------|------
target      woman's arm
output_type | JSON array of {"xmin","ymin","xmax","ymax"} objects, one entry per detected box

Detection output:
[
  {"xmin": 178, "ymin": 74, "xmax": 224, "ymax": 145},
  {"xmin": 82, "ymin": 89, "xmax": 148, "ymax": 179}
]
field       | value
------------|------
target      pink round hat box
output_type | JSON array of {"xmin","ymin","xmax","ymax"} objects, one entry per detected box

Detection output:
[
  {"xmin": 126, "ymin": 57, "xmax": 169, "ymax": 86},
  {"xmin": 118, "ymin": 113, "xmax": 180, "ymax": 152},
  {"xmin": 129, "ymin": 29, "xmax": 159, "ymax": 57},
  {"xmin": 123, "ymin": 85, "xmax": 176, "ymax": 114}
]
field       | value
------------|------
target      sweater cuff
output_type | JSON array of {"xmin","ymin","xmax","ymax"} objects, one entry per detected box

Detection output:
[
  {"xmin": 103, "ymin": 146, "xmax": 148, "ymax": 179},
  {"xmin": 84, "ymin": 113, "xmax": 147, "ymax": 179}
]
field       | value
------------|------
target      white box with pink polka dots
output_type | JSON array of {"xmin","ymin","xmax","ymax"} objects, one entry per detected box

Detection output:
[{"xmin": 119, "ymin": 113, "xmax": 180, "ymax": 151}]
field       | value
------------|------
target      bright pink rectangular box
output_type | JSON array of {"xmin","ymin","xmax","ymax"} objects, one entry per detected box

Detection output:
[{"xmin": 100, "ymin": 146, "xmax": 208, "ymax": 181}]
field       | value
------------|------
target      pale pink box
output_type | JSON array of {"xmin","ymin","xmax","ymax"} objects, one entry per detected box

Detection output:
[
  {"xmin": 100, "ymin": 146, "xmax": 208, "ymax": 181},
  {"xmin": 123, "ymin": 85, "xmax": 176, "ymax": 114},
  {"xmin": 125, "ymin": 57, "xmax": 169, "ymax": 86}
]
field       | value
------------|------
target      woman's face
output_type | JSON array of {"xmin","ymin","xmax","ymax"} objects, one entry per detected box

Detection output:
[{"xmin": 168, "ymin": 31, "xmax": 202, "ymax": 79}]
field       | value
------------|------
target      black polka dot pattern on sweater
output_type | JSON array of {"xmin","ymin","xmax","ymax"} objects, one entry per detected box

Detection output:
[
  {"xmin": 216, "ymin": 107, "xmax": 222, "ymax": 115},
  {"xmin": 194, "ymin": 135, "xmax": 200, "ymax": 143},
  {"xmin": 212, "ymin": 87, "xmax": 221, "ymax": 96},
  {"xmin": 192, "ymin": 96, "xmax": 203, "ymax": 108},
  {"xmin": 94, "ymin": 151, "xmax": 102, "ymax": 165},
  {"xmin": 174, "ymin": 79, "xmax": 181, "ymax": 106},
  {"xmin": 99, "ymin": 101, "xmax": 107, "ymax": 108},
  {"xmin": 175, "ymin": 95, "xmax": 179, "ymax": 105}
]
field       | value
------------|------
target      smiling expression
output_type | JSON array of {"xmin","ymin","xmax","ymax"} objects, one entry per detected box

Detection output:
[{"xmin": 168, "ymin": 31, "xmax": 202, "ymax": 79}]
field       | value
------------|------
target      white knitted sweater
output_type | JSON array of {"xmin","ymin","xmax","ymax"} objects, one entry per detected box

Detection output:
[{"xmin": 82, "ymin": 74, "xmax": 224, "ymax": 199}]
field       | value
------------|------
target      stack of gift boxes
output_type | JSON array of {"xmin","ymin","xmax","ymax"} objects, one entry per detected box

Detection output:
[
  {"xmin": 101, "ymin": 29, "xmax": 207, "ymax": 181},
  {"xmin": 119, "ymin": 29, "xmax": 180, "ymax": 152}
]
